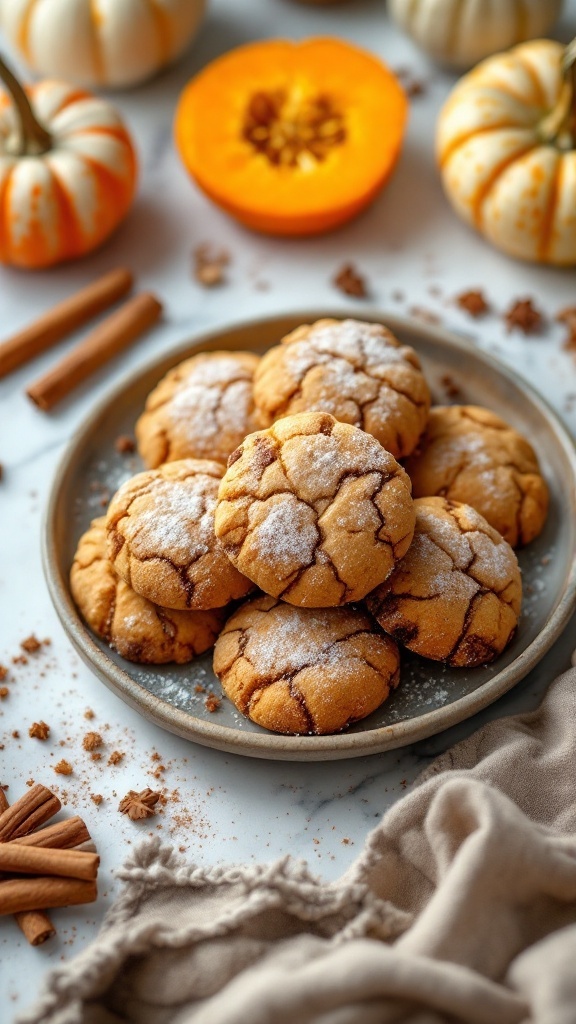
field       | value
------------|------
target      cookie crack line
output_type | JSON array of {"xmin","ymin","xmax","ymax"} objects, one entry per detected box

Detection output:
[{"xmin": 446, "ymin": 590, "xmax": 495, "ymax": 666}]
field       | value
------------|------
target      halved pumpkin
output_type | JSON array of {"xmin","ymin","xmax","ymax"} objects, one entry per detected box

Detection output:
[{"xmin": 174, "ymin": 38, "xmax": 408, "ymax": 236}]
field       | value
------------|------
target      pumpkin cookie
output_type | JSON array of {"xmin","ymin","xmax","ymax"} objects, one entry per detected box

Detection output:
[
  {"xmin": 71, "ymin": 519, "xmax": 224, "ymax": 663},
  {"xmin": 136, "ymin": 351, "xmax": 261, "ymax": 468},
  {"xmin": 215, "ymin": 411, "xmax": 415, "ymax": 607},
  {"xmin": 106, "ymin": 460, "xmax": 253, "ymax": 611},
  {"xmin": 214, "ymin": 595, "xmax": 400, "ymax": 735},
  {"xmin": 367, "ymin": 497, "xmax": 522, "ymax": 668},
  {"xmin": 253, "ymin": 319, "xmax": 431, "ymax": 458},
  {"xmin": 404, "ymin": 405, "xmax": 549, "ymax": 547}
]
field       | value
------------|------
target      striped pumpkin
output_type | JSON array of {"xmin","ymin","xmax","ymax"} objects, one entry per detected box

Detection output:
[
  {"xmin": 0, "ymin": 71, "xmax": 137, "ymax": 269},
  {"xmin": 436, "ymin": 39, "xmax": 576, "ymax": 266},
  {"xmin": 0, "ymin": 0, "xmax": 206, "ymax": 89},
  {"xmin": 389, "ymin": 0, "xmax": 563, "ymax": 71}
]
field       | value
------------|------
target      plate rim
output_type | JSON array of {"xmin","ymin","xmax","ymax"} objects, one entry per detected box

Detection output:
[{"xmin": 42, "ymin": 308, "xmax": 576, "ymax": 761}]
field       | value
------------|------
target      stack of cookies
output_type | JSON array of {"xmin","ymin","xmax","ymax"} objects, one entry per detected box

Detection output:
[{"xmin": 71, "ymin": 319, "xmax": 549, "ymax": 736}]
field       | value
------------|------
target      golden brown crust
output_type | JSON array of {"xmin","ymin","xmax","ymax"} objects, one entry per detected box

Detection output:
[
  {"xmin": 213, "ymin": 594, "xmax": 400, "ymax": 735},
  {"xmin": 70, "ymin": 518, "xmax": 224, "ymax": 664},
  {"xmin": 253, "ymin": 319, "xmax": 431, "ymax": 459},
  {"xmin": 135, "ymin": 351, "xmax": 262, "ymax": 468},
  {"xmin": 404, "ymin": 405, "xmax": 549, "ymax": 547},
  {"xmin": 106, "ymin": 460, "xmax": 253, "ymax": 611},
  {"xmin": 367, "ymin": 497, "xmax": 522, "ymax": 668},
  {"xmin": 215, "ymin": 412, "xmax": 416, "ymax": 607}
]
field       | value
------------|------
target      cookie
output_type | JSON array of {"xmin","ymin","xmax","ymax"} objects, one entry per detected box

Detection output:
[
  {"xmin": 253, "ymin": 318, "xmax": 431, "ymax": 459},
  {"xmin": 367, "ymin": 497, "xmax": 522, "ymax": 667},
  {"xmin": 135, "ymin": 351, "xmax": 261, "ymax": 468},
  {"xmin": 404, "ymin": 405, "xmax": 549, "ymax": 547},
  {"xmin": 106, "ymin": 460, "xmax": 253, "ymax": 611},
  {"xmin": 71, "ymin": 519, "xmax": 224, "ymax": 663},
  {"xmin": 214, "ymin": 595, "xmax": 400, "ymax": 735},
  {"xmin": 215, "ymin": 411, "xmax": 415, "ymax": 607}
]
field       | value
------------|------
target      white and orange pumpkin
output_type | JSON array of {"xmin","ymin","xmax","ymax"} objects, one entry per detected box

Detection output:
[
  {"xmin": 0, "ymin": 58, "xmax": 137, "ymax": 269},
  {"xmin": 0, "ymin": 0, "xmax": 206, "ymax": 89},
  {"xmin": 437, "ymin": 39, "xmax": 576, "ymax": 265}
]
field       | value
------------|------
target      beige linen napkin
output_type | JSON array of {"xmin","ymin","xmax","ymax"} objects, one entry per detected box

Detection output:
[{"xmin": 20, "ymin": 667, "xmax": 576, "ymax": 1024}]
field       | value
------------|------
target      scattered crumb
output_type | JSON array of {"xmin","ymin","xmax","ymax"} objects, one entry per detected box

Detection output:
[
  {"xmin": 504, "ymin": 298, "xmax": 544, "ymax": 334},
  {"xmin": 115, "ymin": 435, "xmax": 135, "ymax": 455},
  {"xmin": 29, "ymin": 721, "xmax": 50, "ymax": 741},
  {"xmin": 194, "ymin": 244, "xmax": 230, "ymax": 287},
  {"xmin": 91, "ymin": 752, "xmax": 102, "ymax": 762},
  {"xmin": 194, "ymin": 684, "xmax": 206, "ymax": 694},
  {"xmin": 54, "ymin": 759, "xmax": 73, "ymax": 776},
  {"xmin": 13, "ymin": 655, "xmax": 27, "ymax": 666},
  {"xmin": 108, "ymin": 751, "xmax": 124, "ymax": 766},
  {"xmin": 90, "ymin": 794, "xmax": 103, "ymax": 806},
  {"xmin": 557, "ymin": 307, "xmax": 576, "ymax": 351},
  {"xmin": 342, "ymin": 838, "xmax": 350, "ymax": 845},
  {"xmin": 84, "ymin": 709, "xmax": 95, "ymax": 720},
  {"xmin": 12, "ymin": 731, "xmax": 20, "ymax": 739},
  {"xmin": 205, "ymin": 695, "xmax": 221, "ymax": 713},
  {"xmin": 26, "ymin": 779, "xmax": 34, "ymax": 787},
  {"xmin": 0, "ymin": 687, "xmax": 8, "ymax": 699},
  {"xmin": 440, "ymin": 374, "xmax": 461, "ymax": 399},
  {"xmin": 455, "ymin": 289, "xmax": 489, "ymax": 317},
  {"xmin": 0, "ymin": 665, "xmax": 8, "ymax": 682},
  {"xmin": 333, "ymin": 263, "xmax": 368, "ymax": 298},
  {"xmin": 119, "ymin": 788, "xmax": 160, "ymax": 821},
  {"xmin": 82, "ymin": 731, "xmax": 104, "ymax": 752},
  {"xmin": 21, "ymin": 635, "xmax": 42, "ymax": 654}
]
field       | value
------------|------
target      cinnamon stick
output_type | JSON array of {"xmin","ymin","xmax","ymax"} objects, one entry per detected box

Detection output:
[
  {"xmin": 27, "ymin": 291, "xmax": 163, "ymax": 411},
  {"xmin": 0, "ymin": 877, "xmax": 97, "ymax": 915},
  {"xmin": 10, "ymin": 815, "xmax": 91, "ymax": 850},
  {"xmin": 0, "ymin": 268, "xmax": 133, "ymax": 379},
  {"xmin": 0, "ymin": 785, "xmax": 61, "ymax": 841},
  {"xmin": 0, "ymin": 844, "xmax": 99, "ymax": 881},
  {"xmin": 14, "ymin": 910, "xmax": 56, "ymax": 946}
]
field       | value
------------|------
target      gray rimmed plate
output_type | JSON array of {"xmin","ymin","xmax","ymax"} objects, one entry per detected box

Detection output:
[{"xmin": 43, "ymin": 311, "xmax": 576, "ymax": 761}]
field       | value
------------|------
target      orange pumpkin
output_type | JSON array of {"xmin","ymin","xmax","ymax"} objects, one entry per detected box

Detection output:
[
  {"xmin": 174, "ymin": 38, "xmax": 408, "ymax": 236},
  {"xmin": 0, "ymin": 57, "xmax": 137, "ymax": 270}
]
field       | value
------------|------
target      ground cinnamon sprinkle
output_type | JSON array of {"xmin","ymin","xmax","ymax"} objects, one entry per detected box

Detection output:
[
  {"xmin": 0, "ymin": 665, "xmax": 8, "ymax": 682},
  {"xmin": 54, "ymin": 759, "xmax": 73, "ymax": 776},
  {"xmin": 29, "ymin": 721, "xmax": 50, "ymax": 740},
  {"xmin": 91, "ymin": 752, "xmax": 102, "ymax": 761},
  {"xmin": 82, "ymin": 731, "xmax": 103, "ymax": 752},
  {"xmin": 114, "ymin": 435, "xmax": 135, "ymax": 455},
  {"xmin": 455, "ymin": 289, "xmax": 489, "ymax": 317},
  {"xmin": 505, "ymin": 298, "xmax": 544, "ymax": 334},
  {"xmin": 333, "ymin": 263, "xmax": 368, "ymax": 298},
  {"xmin": 21, "ymin": 635, "xmax": 42, "ymax": 654},
  {"xmin": 108, "ymin": 751, "xmax": 124, "ymax": 766},
  {"xmin": 194, "ymin": 684, "xmax": 206, "ymax": 694},
  {"xmin": 84, "ymin": 709, "xmax": 95, "ymax": 720},
  {"xmin": 12, "ymin": 730, "xmax": 20, "ymax": 739},
  {"xmin": 0, "ymin": 687, "xmax": 8, "ymax": 699}
]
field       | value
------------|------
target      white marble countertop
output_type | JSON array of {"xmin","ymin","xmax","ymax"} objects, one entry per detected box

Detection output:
[{"xmin": 2, "ymin": 0, "xmax": 576, "ymax": 1015}]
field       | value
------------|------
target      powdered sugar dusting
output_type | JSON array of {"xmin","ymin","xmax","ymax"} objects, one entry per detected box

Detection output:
[
  {"xmin": 245, "ymin": 608, "xmax": 360, "ymax": 676},
  {"xmin": 249, "ymin": 499, "xmax": 318, "ymax": 576},
  {"xmin": 125, "ymin": 478, "xmax": 216, "ymax": 563},
  {"xmin": 167, "ymin": 356, "xmax": 257, "ymax": 458},
  {"xmin": 284, "ymin": 319, "xmax": 412, "ymax": 383}
]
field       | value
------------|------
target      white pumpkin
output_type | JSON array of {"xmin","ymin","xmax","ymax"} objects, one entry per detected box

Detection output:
[
  {"xmin": 436, "ymin": 39, "xmax": 576, "ymax": 266},
  {"xmin": 388, "ymin": 0, "xmax": 563, "ymax": 70},
  {"xmin": 0, "ymin": 0, "xmax": 206, "ymax": 89}
]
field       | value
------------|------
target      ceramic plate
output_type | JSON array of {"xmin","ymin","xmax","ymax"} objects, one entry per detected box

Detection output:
[{"xmin": 43, "ymin": 312, "xmax": 576, "ymax": 761}]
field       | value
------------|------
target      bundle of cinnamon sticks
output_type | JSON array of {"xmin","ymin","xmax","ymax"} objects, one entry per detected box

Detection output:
[
  {"xmin": 0, "ymin": 784, "xmax": 99, "ymax": 946},
  {"xmin": 0, "ymin": 267, "xmax": 163, "ymax": 411}
]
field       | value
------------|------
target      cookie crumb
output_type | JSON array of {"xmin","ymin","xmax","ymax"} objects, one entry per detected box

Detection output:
[
  {"xmin": 205, "ymin": 695, "xmax": 221, "ymax": 713},
  {"xmin": 333, "ymin": 263, "xmax": 368, "ymax": 298},
  {"xmin": 29, "ymin": 721, "xmax": 50, "ymax": 740},
  {"xmin": 90, "ymin": 794, "xmax": 103, "ymax": 806},
  {"xmin": 455, "ymin": 289, "xmax": 489, "ymax": 317},
  {"xmin": 12, "ymin": 730, "xmax": 20, "ymax": 739},
  {"xmin": 82, "ymin": 731, "xmax": 103, "ymax": 752},
  {"xmin": 0, "ymin": 665, "xmax": 8, "ymax": 682},
  {"xmin": 115, "ymin": 435, "xmax": 135, "ymax": 455},
  {"xmin": 505, "ymin": 298, "xmax": 544, "ymax": 334},
  {"xmin": 13, "ymin": 655, "xmax": 28, "ymax": 666},
  {"xmin": 108, "ymin": 750, "xmax": 124, "ymax": 766},
  {"xmin": 91, "ymin": 752, "xmax": 102, "ymax": 762},
  {"xmin": 119, "ymin": 788, "xmax": 160, "ymax": 821},
  {"xmin": 54, "ymin": 759, "xmax": 73, "ymax": 776},
  {"xmin": 84, "ymin": 709, "xmax": 95, "ymax": 720},
  {"xmin": 440, "ymin": 374, "xmax": 461, "ymax": 399},
  {"xmin": 194, "ymin": 684, "xmax": 206, "ymax": 694},
  {"xmin": 21, "ymin": 635, "xmax": 42, "ymax": 654},
  {"xmin": 194, "ymin": 243, "xmax": 230, "ymax": 287},
  {"xmin": 0, "ymin": 686, "xmax": 8, "ymax": 699}
]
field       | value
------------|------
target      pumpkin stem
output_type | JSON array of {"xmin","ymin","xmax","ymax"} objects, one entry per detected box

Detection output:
[
  {"xmin": 539, "ymin": 38, "xmax": 576, "ymax": 149},
  {"xmin": 0, "ymin": 54, "xmax": 52, "ymax": 156}
]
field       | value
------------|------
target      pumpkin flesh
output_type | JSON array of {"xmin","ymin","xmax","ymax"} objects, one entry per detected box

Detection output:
[{"xmin": 175, "ymin": 39, "xmax": 408, "ymax": 236}]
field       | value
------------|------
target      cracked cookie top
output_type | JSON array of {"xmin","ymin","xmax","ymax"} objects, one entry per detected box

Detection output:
[
  {"xmin": 106, "ymin": 460, "xmax": 253, "ymax": 611},
  {"xmin": 135, "ymin": 351, "xmax": 262, "ymax": 468},
  {"xmin": 404, "ymin": 405, "xmax": 549, "ymax": 548},
  {"xmin": 367, "ymin": 496, "xmax": 522, "ymax": 668},
  {"xmin": 253, "ymin": 319, "xmax": 431, "ymax": 459},
  {"xmin": 214, "ymin": 411, "xmax": 415, "ymax": 607},
  {"xmin": 214, "ymin": 594, "xmax": 400, "ymax": 735},
  {"xmin": 71, "ymin": 518, "xmax": 224, "ymax": 664}
]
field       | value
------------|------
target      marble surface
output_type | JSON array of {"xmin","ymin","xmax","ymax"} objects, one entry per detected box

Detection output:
[{"xmin": 2, "ymin": 0, "xmax": 576, "ymax": 1015}]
